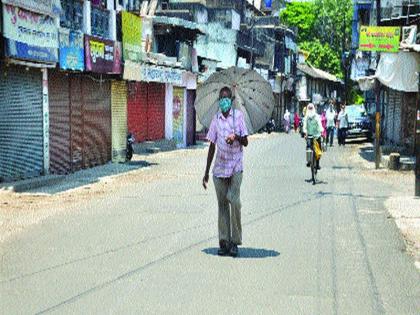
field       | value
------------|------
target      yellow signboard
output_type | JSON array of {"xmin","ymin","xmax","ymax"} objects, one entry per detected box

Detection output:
[{"xmin": 359, "ymin": 26, "xmax": 401, "ymax": 53}]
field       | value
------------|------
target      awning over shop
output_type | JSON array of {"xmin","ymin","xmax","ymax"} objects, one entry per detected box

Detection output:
[
  {"xmin": 152, "ymin": 16, "xmax": 206, "ymax": 35},
  {"xmin": 358, "ymin": 51, "xmax": 420, "ymax": 92},
  {"xmin": 297, "ymin": 63, "xmax": 341, "ymax": 83},
  {"xmin": 375, "ymin": 52, "xmax": 419, "ymax": 92}
]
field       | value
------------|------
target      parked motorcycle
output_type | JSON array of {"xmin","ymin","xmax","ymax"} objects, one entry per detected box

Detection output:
[
  {"xmin": 126, "ymin": 133, "xmax": 135, "ymax": 161},
  {"xmin": 265, "ymin": 119, "xmax": 275, "ymax": 134},
  {"xmin": 258, "ymin": 119, "xmax": 275, "ymax": 134}
]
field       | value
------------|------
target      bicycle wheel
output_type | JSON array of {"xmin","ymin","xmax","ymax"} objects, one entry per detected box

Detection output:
[{"xmin": 311, "ymin": 150, "xmax": 317, "ymax": 185}]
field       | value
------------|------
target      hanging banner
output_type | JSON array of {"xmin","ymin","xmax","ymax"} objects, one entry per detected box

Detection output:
[
  {"xmin": 59, "ymin": 28, "xmax": 84, "ymax": 71},
  {"xmin": 1, "ymin": 0, "xmax": 61, "ymax": 17},
  {"xmin": 173, "ymin": 87, "xmax": 185, "ymax": 146},
  {"xmin": 359, "ymin": 26, "xmax": 401, "ymax": 53},
  {"xmin": 2, "ymin": 4, "xmax": 58, "ymax": 62},
  {"xmin": 85, "ymin": 35, "xmax": 122, "ymax": 74},
  {"xmin": 122, "ymin": 11, "xmax": 142, "ymax": 63},
  {"xmin": 140, "ymin": 65, "xmax": 183, "ymax": 85}
]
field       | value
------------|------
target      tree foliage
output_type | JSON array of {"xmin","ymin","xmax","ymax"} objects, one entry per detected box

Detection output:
[
  {"xmin": 300, "ymin": 40, "xmax": 342, "ymax": 79},
  {"xmin": 313, "ymin": 0, "xmax": 353, "ymax": 54},
  {"xmin": 279, "ymin": 2, "xmax": 316, "ymax": 43},
  {"xmin": 280, "ymin": 0, "xmax": 353, "ymax": 78}
]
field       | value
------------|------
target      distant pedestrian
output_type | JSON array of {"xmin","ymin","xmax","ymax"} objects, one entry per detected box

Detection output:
[
  {"xmin": 337, "ymin": 105, "xmax": 349, "ymax": 146},
  {"xmin": 294, "ymin": 112, "xmax": 300, "ymax": 133},
  {"xmin": 326, "ymin": 103, "xmax": 336, "ymax": 146},
  {"xmin": 203, "ymin": 86, "xmax": 249, "ymax": 257},
  {"xmin": 284, "ymin": 109, "xmax": 291, "ymax": 133},
  {"xmin": 321, "ymin": 110, "xmax": 327, "ymax": 139}
]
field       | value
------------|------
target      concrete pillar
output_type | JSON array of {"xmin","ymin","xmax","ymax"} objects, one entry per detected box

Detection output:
[{"xmin": 83, "ymin": 1, "xmax": 91, "ymax": 35}]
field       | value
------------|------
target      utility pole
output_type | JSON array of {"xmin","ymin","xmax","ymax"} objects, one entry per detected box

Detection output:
[
  {"xmin": 374, "ymin": 0, "xmax": 382, "ymax": 169},
  {"xmin": 250, "ymin": 0, "xmax": 255, "ymax": 70},
  {"xmin": 375, "ymin": 81, "xmax": 382, "ymax": 169},
  {"xmin": 415, "ymin": 74, "xmax": 420, "ymax": 196}
]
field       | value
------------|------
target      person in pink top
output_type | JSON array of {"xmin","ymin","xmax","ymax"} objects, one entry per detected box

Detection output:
[
  {"xmin": 203, "ymin": 86, "xmax": 249, "ymax": 257},
  {"xmin": 294, "ymin": 112, "xmax": 300, "ymax": 133},
  {"xmin": 321, "ymin": 110, "xmax": 327, "ymax": 139}
]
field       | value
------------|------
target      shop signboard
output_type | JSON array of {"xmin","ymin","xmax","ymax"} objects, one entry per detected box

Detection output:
[
  {"xmin": 1, "ymin": 0, "xmax": 61, "ymax": 16},
  {"xmin": 2, "ymin": 4, "xmax": 58, "ymax": 63},
  {"xmin": 140, "ymin": 65, "xmax": 183, "ymax": 85},
  {"xmin": 122, "ymin": 11, "xmax": 142, "ymax": 63},
  {"xmin": 85, "ymin": 35, "xmax": 122, "ymax": 74},
  {"xmin": 173, "ymin": 87, "xmax": 184, "ymax": 146},
  {"xmin": 359, "ymin": 26, "xmax": 401, "ymax": 53},
  {"xmin": 59, "ymin": 28, "xmax": 84, "ymax": 71}
]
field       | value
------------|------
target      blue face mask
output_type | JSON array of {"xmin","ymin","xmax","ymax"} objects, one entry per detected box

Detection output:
[{"xmin": 219, "ymin": 97, "xmax": 232, "ymax": 113}]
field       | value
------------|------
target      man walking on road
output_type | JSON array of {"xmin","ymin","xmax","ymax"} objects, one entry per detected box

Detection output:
[
  {"xmin": 326, "ymin": 102, "xmax": 336, "ymax": 147},
  {"xmin": 203, "ymin": 87, "xmax": 249, "ymax": 257},
  {"xmin": 337, "ymin": 104, "xmax": 349, "ymax": 146}
]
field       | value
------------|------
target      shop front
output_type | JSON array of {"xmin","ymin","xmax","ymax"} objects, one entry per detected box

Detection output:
[{"xmin": 0, "ymin": 1, "xmax": 59, "ymax": 180}]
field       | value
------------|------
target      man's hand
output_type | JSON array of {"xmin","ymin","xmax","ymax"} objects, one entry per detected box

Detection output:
[
  {"xmin": 225, "ymin": 134, "xmax": 235, "ymax": 145},
  {"xmin": 202, "ymin": 173, "xmax": 209, "ymax": 189}
]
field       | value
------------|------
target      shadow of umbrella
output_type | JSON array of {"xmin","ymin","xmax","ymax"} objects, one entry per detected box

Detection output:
[{"xmin": 202, "ymin": 247, "xmax": 280, "ymax": 259}]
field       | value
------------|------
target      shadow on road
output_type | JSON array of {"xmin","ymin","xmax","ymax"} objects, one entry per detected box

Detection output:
[
  {"xmin": 359, "ymin": 145, "xmax": 375, "ymax": 163},
  {"xmin": 304, "ymin": 179, "xmax": 328, "ymax": 185},
  {"xmin": 202, "ymin": 247, "xmax": 280, "ymax": 259},
  {"xmin": 25, "ymin": 160, "xmax": 158, "ymax": 194},
  {"xmin": 316, "ymin": 191, "xmax": 388, "ymax": 199}
]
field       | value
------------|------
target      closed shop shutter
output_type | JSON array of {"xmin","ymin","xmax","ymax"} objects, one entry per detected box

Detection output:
[
  {"xmin": 186, "ymin": 90, "xmax": 196, "ymax": 146},
  {"xmin": 49, "ymin": 70, "xmax": 71, "ymax": 174},
  {"xmin": 111, "ymin": 81, "xmax": 127, "ymax": 163},
  {"xmin": 147, "ymin": 83, "xmax": 165, "ymax": 141},
  {"xmin": 402, "ymin": 93, "xmax": 416, "ymax": 152},
  {"xmin": 128, "ymin": 82, "xmax": 148, "ymax": 142},
  {"xmin": 0, "ymin": 65, "xmax": 43, "ymax": 181},
  {"xmin": 387, "ymin": 89, "xmax": 402, "ymax": 145},
  {"xmin": 128, "ymin": 82, "xmax": 165, "ymax": 143},
  {"xmin": 70, "ymin": 76, "xmax": 84, "ymax": 171},
  {"xmin": 81, "ymin": 77, "xmax": 112, "ymax": 168}
]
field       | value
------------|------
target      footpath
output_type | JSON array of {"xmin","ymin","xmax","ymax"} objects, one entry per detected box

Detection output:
[
  {"xmin": 348, "ymin": 142, "xmax": 420, "ymax": 269},
  {"xmin": 0, "ymin": 139, "xmax": 203, "ymax": 243}
]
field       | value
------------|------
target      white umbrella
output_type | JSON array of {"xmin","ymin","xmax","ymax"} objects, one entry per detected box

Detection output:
[{"xmin": 194, "ymin": 67, "xmax": 275, "ymax": 134}]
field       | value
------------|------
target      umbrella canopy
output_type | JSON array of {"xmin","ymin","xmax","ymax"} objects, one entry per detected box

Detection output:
[{"xmin": 194, "ymin": 67, "xmax": 275, "ymax": 134}]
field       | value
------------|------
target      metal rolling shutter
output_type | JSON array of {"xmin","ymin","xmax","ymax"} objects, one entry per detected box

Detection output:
[
  {"xmin": 128, "ymin": 82, "xmax": 148, "ymax": 143},
  {"xmin": 70, "ymin": 76, "xmax": 84, "ymax": 171},
  {"xmin": 111, "ymin": 81, "xmax": 127, "ymax": 163},
  {"xmin": 0, "ymin": 65, "xmax": 43, "ymax": 181},
  {"xmin": 81, "ymin": 77, "xmax": 112, "ymax": 168},
  {"xmin": 387, "ymin": 89, "xmax": 402, "ymax": 145},
  {"xmin": 147, "ymin": 83, "xmax": 165, "ymax": 141},
  {"xmin": 402, "ymin": 93, "xmax": 416, "ymax": 152},
  {"xmin": 49, "ymin": 71, "xmax": 72, "ymax": 174}
]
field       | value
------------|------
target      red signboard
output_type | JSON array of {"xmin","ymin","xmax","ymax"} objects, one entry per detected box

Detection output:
[{"xmin": 84, "ymin": 35, "xmax": 122, "ymax": 74}]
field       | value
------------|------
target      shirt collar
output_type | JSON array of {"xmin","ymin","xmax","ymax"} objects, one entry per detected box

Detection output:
[{"xmin": 218, "ymin": 109, "xmax": 233, "ymax": 120}]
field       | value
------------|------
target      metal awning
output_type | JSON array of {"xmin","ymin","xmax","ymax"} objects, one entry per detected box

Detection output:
[
  {"xmin": 297, "ymin": 63, "xmax": 341, "ymax": 83},
  {"xmin": 152, "ymin": 16, "xmax": 206, "ymax": 35}
]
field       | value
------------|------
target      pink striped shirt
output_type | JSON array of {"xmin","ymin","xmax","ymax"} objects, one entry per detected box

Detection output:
[{"xmin": 206, "ymin": 109, "xmax": 248, "ymax": 178}]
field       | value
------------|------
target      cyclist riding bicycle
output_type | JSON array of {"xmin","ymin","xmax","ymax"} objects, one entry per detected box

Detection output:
[{"xmin": 303, "ymin": 103, "xmax": 324, "ymax": 170}]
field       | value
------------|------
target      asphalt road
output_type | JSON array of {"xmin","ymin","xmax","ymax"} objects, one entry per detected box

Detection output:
[{"xmin": 1, "ymin": 133, "xmax": 419, "ymax": 314}]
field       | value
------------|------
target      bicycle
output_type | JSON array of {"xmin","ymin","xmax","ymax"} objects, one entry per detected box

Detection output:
[{"xmin": 306, "ymin": 136, "xmax": 318, "ymax": 185}]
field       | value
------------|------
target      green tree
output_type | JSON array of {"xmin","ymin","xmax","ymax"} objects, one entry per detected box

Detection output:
[
  {"xmin": 313, "ymin": 0, "xmax": 353, "ymax": 57},
  {"xmin": 300, "ymin": 40, "xmax": 342, "ymax": 78},
  {"xmin": 279, "ymin": 2, "xmax": 316, "ymax": 43},
  {"xmin": 280, "ymin": 0, "xmax": 354, "ymax": 98}
]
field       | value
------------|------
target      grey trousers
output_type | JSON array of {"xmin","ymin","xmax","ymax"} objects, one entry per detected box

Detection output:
[{"xmin": 213, "ymin": 172, "xmax": 243, "ymax": 245}]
